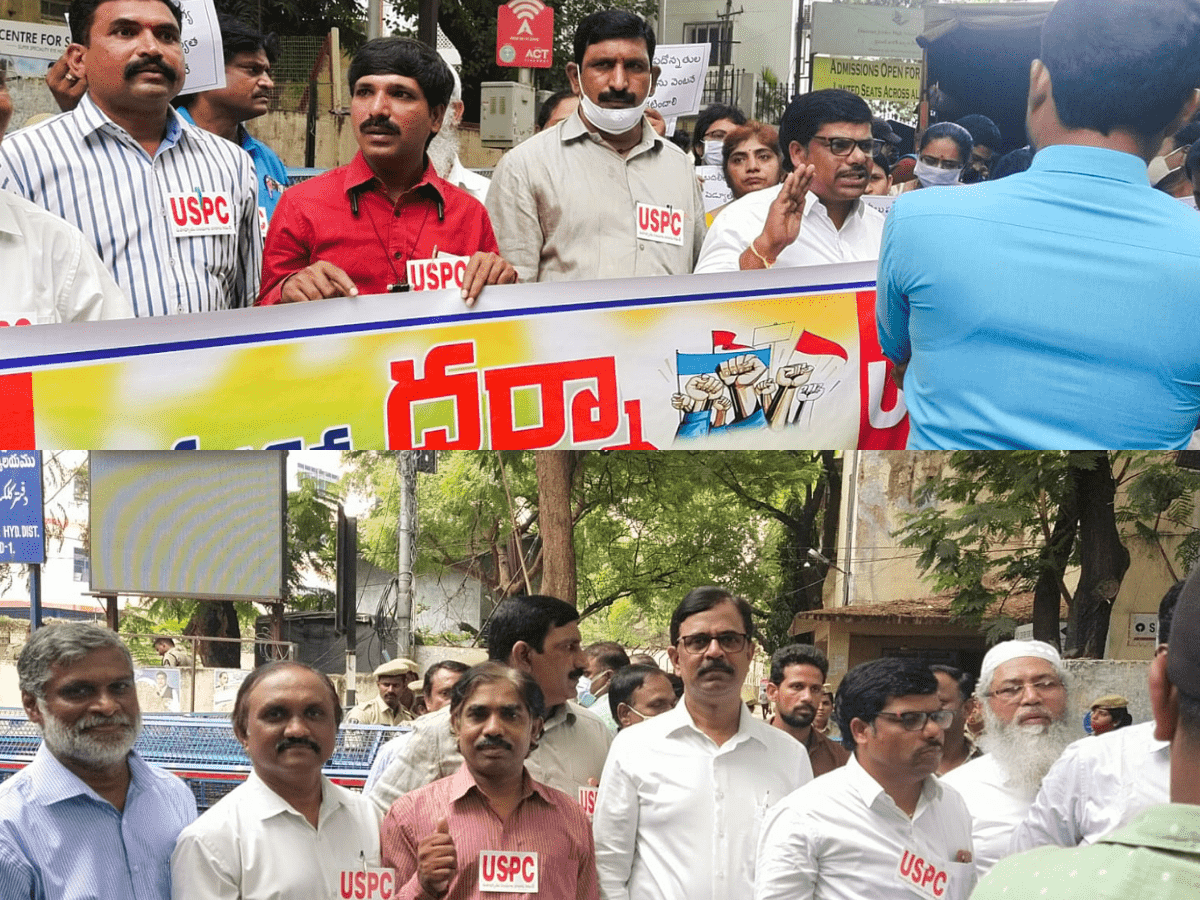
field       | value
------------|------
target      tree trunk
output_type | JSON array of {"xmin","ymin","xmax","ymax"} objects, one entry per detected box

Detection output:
[
  {"xmin": 1069, "ymin": 452, "xmax": 1130, "ymax": 658},
  {"xmin": 183, "ymin": 600, "xmax": 241, "ymax": 667},
  {"xmin": 536, "ymin": 451, "xmax": 577, "ymax": 605},
  {"xmin": 1032, "ymin": 475, "xmax": 1078, "ymax": 649}
]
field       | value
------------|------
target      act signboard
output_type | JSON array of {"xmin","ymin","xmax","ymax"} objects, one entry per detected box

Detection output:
[{"xmin": 496, "ymin": 0, "xmax": 554, "ymax": 69}]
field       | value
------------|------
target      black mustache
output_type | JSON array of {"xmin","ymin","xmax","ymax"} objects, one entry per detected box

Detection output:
[
  {"xmin": 275, "ymin": 736, "xmax": 321, "ymax": 754},
  {"xmin": 569, "ymin": 668, "xmax": 586, "ymax": 681},
  {"xmin": 124, "ymin": 58, "xmax": 178, "ymax": 83},
  {"xmin": 698, "ymin": 660, "xmax": 735, "ymax": 676},
  {"xmin": 476, "ymin": 736, "xmax": 513, "ymax": 751},
  {"xmin": 360, "ymin": 116, "xmax": 399, "ymax": 134},
  {"xmin": 597, "ymin": 90, "xmax": 637, "ymax": 105}
]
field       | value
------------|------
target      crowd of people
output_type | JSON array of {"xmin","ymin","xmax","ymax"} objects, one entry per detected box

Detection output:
[
  {"xmin": 0, "ymin": 573, "xmax": 1196, "ymax": 899},
  {"xmin": 2, "ymin": 0, "xmax": 1199, "ymax": 448}
]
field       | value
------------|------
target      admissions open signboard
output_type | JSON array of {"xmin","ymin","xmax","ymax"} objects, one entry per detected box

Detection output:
[{"xmin": 496, "ymin": 0, "xmax": 554, "ymax": 68}]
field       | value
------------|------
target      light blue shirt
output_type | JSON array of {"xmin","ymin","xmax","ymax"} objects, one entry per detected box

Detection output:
[
  {"xmin": 0, "ymin": 744, "xmax": 198, "ymax": 900},
  {"xmin": 877, "ymin": 144, "xmax": 1200, "ymax": 449},
  {"xmin": 176, "ymin": 107, "xmax": 289, "ymax": 221}
]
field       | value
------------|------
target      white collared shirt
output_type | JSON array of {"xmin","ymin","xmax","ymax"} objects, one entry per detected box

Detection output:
[
  {"xmin": 754, "ymin": 754, "xmax": 976, "ymax": 900},
  {"xmin": 0, "ymin": 189, "xmax": 131, "ymax": 325},
  {"xmin": 1009, "ymin": 721, "xmax": 1169, "ymax": 852},
  {"xmin": 694, "ymin": 183, "xmax": 885, "ymax": 273},
  {"xmin": 593, "ymin": 699, "xmax": 810, "ymax": 900},
  {"xmin": 170, "ymin": 771, "xmax": 381, "ymax": 900},
  {"xmin": 940, "ymin": 753, "xmax": 1033, "ymax": 877}
]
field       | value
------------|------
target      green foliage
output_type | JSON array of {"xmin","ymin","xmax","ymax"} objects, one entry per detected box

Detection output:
[
  {"xmin": 899, "ymin": 451, "xmax": 1200, "ymax": 632},
  {"xmin": 342, "ymin": 451, "xmax": 827, "ymax": 651},
  {"xmin": 285, "ymin": 479, "xmax": 337, "ymax": 609}
]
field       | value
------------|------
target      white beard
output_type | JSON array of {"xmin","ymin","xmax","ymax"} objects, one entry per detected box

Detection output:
[
  {"xmin": 38, "ymin": 700, "xmax": 141, "ymax": 768},
  {"xmin": 978, "ymin": 702, "xmax": 1074, "ymax": 797},
  {"xmin": 428, "ymin": 115, "xmax": 461, "ymax": 181}
]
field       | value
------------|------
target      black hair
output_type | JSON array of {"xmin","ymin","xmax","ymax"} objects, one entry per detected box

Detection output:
[
  {"xmin": 930, "ymin": 664, "xmax": 976, "ymax": 702},
  {"xmin": 422, "ymin": 659, "xmax": 470, "ymax": 697},
  {"xmin": 231, "ymin": 661, "xmax": 342, "ymax": 740},
  {"xmin": 769, "ymin": 644, "xmax": 829, "ymax": 684},
  {"xmin": 586, "ymin": 641, "xmax": 630, "ymax": 672},
  {"xmin": 537, "ymin": 88, "xmax": 577, "ymax": 131},
  {"xmin": 990, "ymin": 146, "xmax": 1034, "ymax": 179},
  {"xmin": 70, "ymin": 0, "xmax": 183, "ymax": 45},
  {"xmin": 485, "ymin": 594, "xmax": 580, "ymax": 661},
  {"xmin": 1171, "ymin": 122, "xmax": 1200, "ymax": 151},
  {"xmin": 919, "ymin": 122, "xmax": 973, "ymax": 164},
  {"xmin": 449, "ymin": 661, "xmax": 546, "ymax": 722},
  {"xmin": 693, "ymin": 103, "xmax": 748, "ymax": 148},
  {"xmin": 1107, "ymin": 706, "xmax": 1134, "ymax": 729},
  {"xmin": 668, "ymin": 586, "xmax": 756, "ymax": 645},
  {"xmin": 778, "ymin": 89, "xmax": 873, "ymax": 172},
  {"xmin": 1040, "ymin": 0, "xmax": 1200, "ymax": 139},
  {"xmin": 608, "ymin": 663, "xmax": 666, "ymax": 722},
  {"xmin": 955, "ymin": 114, "xmax": 1002, "ymax": 152},
  {"xmin": 834, "ymin": 657, "xmax": 938, "ymax": 751},
  {"xmin": 1187, "ymin": 142, "xmax": 1200, "ymax": 182},
  {"xmin": 347, "ymin": 37, "xmax": 454, "ymax": 112},
  {"xmin": 1160, "ymin": 579, "xmax": 1187, "ymax": 645},
  {"xmin": 174, "ymin": 14, "xmax": 279, "ymax": 110},
  {"xmin": 573, "ymin": 9, "xmax": 656, "ymax": 68},
  {"xmin": 872, "ymin": 152, "xmax": 891, "ymax": 178}
]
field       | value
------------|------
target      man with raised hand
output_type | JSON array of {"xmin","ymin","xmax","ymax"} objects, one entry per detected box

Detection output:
[{"xmin": 380, "ymin": 662, "xmax": 598, "ymax": 899}]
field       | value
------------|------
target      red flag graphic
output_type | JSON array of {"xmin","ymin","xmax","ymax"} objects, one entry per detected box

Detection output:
[
  {"xmin": 794, "ymin": 330, "xmax": 847, "ymax": 361},
  {"xmin": 712, "ymin": 330, "xmax": 751, "ymax": 351}
]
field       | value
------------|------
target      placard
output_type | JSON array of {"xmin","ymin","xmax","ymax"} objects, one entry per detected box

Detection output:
[{"xmin": 649, "ymin": 43, "xmax": 711, "ymax": 118}]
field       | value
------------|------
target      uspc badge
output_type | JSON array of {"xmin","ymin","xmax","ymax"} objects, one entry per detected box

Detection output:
[
  {"xmin": 636, "ymin": 202, "xmax": 685, "ymax": 247},
  {"xmin": 167, "ymin": 191, "xmax": 236, "ymax": 238},
  {"xmin": 478, "ymin": 850, "xmax": 539, "ymax": 893}
]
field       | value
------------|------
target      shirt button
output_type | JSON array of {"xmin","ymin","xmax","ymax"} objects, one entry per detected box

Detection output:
[
  {"xmin": 394, "ymin": 209, "xmax": 401, "ymax": 217},
  {"xmin": 639, "ymin": 243, "xmax": 645, "ymax": 250},
  {"xmin": 393, "ymin": 251, "xmax": 402, "ymax": 259}
]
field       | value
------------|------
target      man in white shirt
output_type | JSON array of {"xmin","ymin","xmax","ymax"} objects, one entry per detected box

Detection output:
[
  {"xmin": 1010, "ymin": 581, "xmax": 1182, "ymax": 853},
  {"xmin": 942, "ymin": 640, "xmax": 1075, "ymax": 877},
  {"xmin": 171, "ymin": 662, "xmax": 382, "ymax": 900},
  {"xmin": 593, "ymin": 586, "xmax": 810, "ymax": 900},
  {"xmin": 695, "ymin": 89, "xmax": 885, "ymax": 273},
  {"xmin": 369, "ymin": 594, "xmax": 611, "ymax": 815},
  {"xmin": 0, "ymin": 190, "xmax": 131, "ymax": 325},
  {"xmin": 755, "ymin": 657, "xmax": 975, "ymax": 900}
]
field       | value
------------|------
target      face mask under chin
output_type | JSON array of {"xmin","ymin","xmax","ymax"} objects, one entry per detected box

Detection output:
[{"xmin": 579, "ymin": 91, "xmax": 649, "ymax": 135}]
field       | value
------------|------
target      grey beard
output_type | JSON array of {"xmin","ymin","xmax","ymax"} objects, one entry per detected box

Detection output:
[
  {"xmin": 428, "ymin": 120, "xmax": 461, "ymax": 181},
  {"xmin": 38, "ymin": 700, "xmax": 141, "ymax": 768},
  {"xmin": 978, "ymin": 703, "xmax": 1074, "ymax": 797}
]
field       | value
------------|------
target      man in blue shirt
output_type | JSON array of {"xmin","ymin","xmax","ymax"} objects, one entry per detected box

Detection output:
[
  {"xmin": 0, "ymin": 623, "xmax": 197, "ymax": 900},
  {"xmin": 175, "ymin": 14, "xmax": 290, "ymax": 229},
  {"xmin": 877, "ymin": 0, "xmax": 1200, "ymax": 449}
]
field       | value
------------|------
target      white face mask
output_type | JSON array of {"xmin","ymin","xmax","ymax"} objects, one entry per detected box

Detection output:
[
  {"xmin": 579, "ymin": 91, "xmax": 649, "ymax": 136},
  {"xmin": 702, "ymin": 139, "xmax": 725, "ymax": 166},
  {"xmin": 915, "ymin": 160, "xmax": 963, "ymax": 187}
]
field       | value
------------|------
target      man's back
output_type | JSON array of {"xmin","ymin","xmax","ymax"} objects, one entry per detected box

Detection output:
[{"xmin": 877, "ymin": 144, "xmax": 1200, "ymax": 449}]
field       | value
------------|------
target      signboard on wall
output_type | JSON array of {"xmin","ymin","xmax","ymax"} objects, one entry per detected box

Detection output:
[
  {"xmin": 812, "ymin": 56, "xmax": 922, "ymax": 106},
  {"xmin": 811, "ymin": 4, "xmax": 924, "ymax": 60},
  {"xmin": 496, "ymin": 0, "xmax": 554, "ymax": 68}
]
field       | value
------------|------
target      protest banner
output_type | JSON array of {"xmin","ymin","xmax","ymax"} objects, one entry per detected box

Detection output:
[
  {"xmin": 649, "ymin": 43, "xmax": 711, "ymax": 124},
  {"xmin": 0, "ymin": 262, "xmax": 908, "ymax": 450}
]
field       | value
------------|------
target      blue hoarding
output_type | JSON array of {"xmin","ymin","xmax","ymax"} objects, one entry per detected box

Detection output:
[{"xmin": 0, "ymin": 452, "xmax": 43, "ymax": 564}]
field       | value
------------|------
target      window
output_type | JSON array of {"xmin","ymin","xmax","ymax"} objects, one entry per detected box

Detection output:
[
  {"xmin": 73, "ymin": 547, "xmax": 89, "ymax": 582},
  {"xmin": 685, "ymin": 21, "xmax": 733, "ymax": 68}
]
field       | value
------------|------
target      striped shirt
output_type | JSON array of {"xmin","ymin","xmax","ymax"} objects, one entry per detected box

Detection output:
[
  {"xmin": 381, "ymin": 763, "xmax": 599, "ymax": 900},
  {"xmin": 0, "ymin": 93, "xmax": 262, "ymax": 316},
  {"xmin": 0, "ymin": 743, "xmax": 197, "ymax": 900}
]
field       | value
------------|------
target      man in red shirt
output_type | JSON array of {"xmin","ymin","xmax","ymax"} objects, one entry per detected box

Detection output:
[
  {"xmin": 258, "ymin": 38, "xmax": 515, "ymax": 306},
  {"xmin": 380, "ymin": 662, "xmax": 598, "ymax": 900}
]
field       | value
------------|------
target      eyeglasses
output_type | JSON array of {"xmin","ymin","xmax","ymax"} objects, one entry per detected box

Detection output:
[
  {"xmin": 812, "ymin": 136, "xmax": 884, "ymax": 157},
  {"xmin": 676, "ymin": 631, "xmax": 749, "ymax": 655},
  {"xmin": 874, "ymin": 709, "xmax": 955, "ymax": 731},
  {"xmin": 985, "ymin": 678, "xmax": 1065, "ymax": 702},
  {"xmin": 919, "ymin": 154, "xmax": 962, "ymax": 171}
]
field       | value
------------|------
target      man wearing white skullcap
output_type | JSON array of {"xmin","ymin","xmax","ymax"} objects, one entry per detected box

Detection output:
[{"xmin": 942, "ymin": 640, "xmax": 1074, "ymax": 878}]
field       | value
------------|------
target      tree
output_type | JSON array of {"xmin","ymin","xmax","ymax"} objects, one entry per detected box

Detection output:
[
  {"xmin": 898, "ymin": 451, "xmax": 1200, "ymax": 657},
  {"xmin": 343, "ymin": 451, "xmax": 834, "ymax": 652},
  {"xmin": 214, "ymin": 0, "xmax": 367, "ymax": 47}
]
